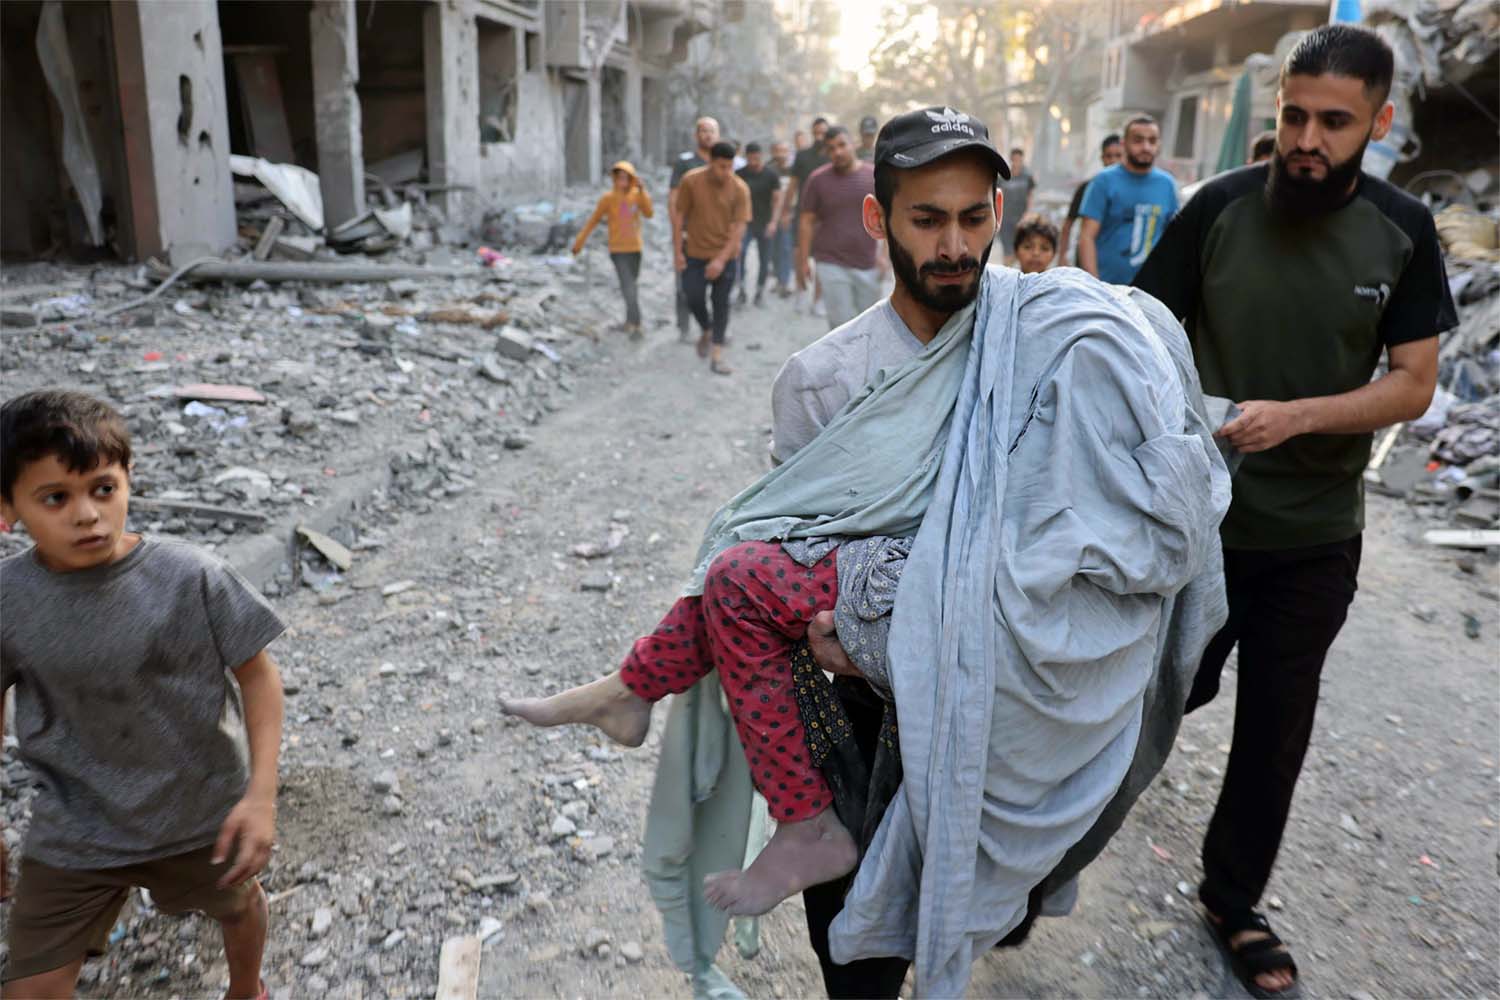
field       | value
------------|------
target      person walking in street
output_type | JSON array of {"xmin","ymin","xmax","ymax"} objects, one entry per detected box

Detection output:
[
  {"xmin": 797, "ymin": 126, "xmax": 883, "ymax": 329},
  {"xmin": 1078, "ymin": 116, "xmax": 1178, "ymax": 283},
  {"xmin": 784, "ymin": 117, "xmax": 830, "ymax": 314},
  {"xmin": 856, "ymin": 115, "xmax": 878, "ymax": 160},
  {"xmin": 1057, "ymin": 134, "xmax": 1123, "ymax": 267},
  {"xmin": 572, "ymin": 161, "xmax": 654, "ymax": 339},
  {"xmin": 1011, "ymin": 213, "xmax": 1058, "ymax": 274},
  {"xmin": 771, "ymin": 140, "xmax": 797, "ymax": 296},
  {"xmin": 996, "ymin": 146, "xmax": 1037, "ymax": 264},
  {"xmin": 1250, "ymin": 129, "xmax": 1277, "ymax": 163},
  {"xmin": 673, "ymin": 141, "xmax": 751, "ymax": 376},
  {"xmin": 1133, "ymin": 24, "xmax": 1455, "ymax": 997},
  {"xmin": 670, "ymin": 116, "xmax": 721, "ymax": 340},
  {"xmin": 735, "ymin": 143, "xmax": 784, "ymax": 307}
]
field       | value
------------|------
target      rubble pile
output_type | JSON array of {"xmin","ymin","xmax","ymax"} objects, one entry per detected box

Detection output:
[
  {"xmin": 1370, "ymin": 203, "xmax": 1500, "ymax": 543},
  {"xmin": 0, "ymin": 167, "xmax": 666, "ymax": 594}
]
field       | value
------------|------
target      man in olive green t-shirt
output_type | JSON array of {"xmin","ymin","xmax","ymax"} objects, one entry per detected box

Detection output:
[{"xmin": 1135, "ymin": 25, "xmax": 1455, "ymax": 998}]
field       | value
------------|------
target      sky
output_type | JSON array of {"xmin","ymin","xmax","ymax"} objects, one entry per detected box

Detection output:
[{"xmin": 832, "ymin": 1, "xmax": 887, "ymax": 73}]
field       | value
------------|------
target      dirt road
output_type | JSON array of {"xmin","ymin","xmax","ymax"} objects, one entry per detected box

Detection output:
[{"xmin": 32, "ymin": 255, "xmax": 1499, "ymax": 999}]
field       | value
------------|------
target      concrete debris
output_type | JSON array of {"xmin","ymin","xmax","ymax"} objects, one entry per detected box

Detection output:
[
  {"xmin": 172, "ymin": 383, "xmax": 268, "ymax": 404},
  {"xmin": 435, "ymin": 935, "xmax": 482, "ymax": 1000},
  {"xmin": 570, "ymin": 522, "xmax": 629, "ymax": 559},
  {"xmin": 297, "ymin": 525, "xmax": 354, "ymax": 572},
  {"xmin": 230, "ymin": 155, "xmax": 325, "ymax": 231},
  {"xmin": 579, "ymin": 572, "xmax": 613, "ymax": 593},
  {"xmin": 253, "ymin": 216, "xmax": 286, "ymax": 261}
]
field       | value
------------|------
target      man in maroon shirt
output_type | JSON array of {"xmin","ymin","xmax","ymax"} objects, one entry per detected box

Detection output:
[{"xmin": 796, "ymin": 126, "xmax": 887, "ymax": 329}]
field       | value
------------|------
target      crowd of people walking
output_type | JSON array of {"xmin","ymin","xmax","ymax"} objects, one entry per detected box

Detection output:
[{"xmin": 575, "ymin": 99, "xmax": 1283, "ymax": 375}]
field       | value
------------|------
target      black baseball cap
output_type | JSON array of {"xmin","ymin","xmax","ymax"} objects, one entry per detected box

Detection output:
[
  {"xmin": 874, "ymin": 106, "xmax": 1011, "ymax": 180},
  {"xmin": 859, "ymin": 115, "xmax": 879, "ymax": 134}
]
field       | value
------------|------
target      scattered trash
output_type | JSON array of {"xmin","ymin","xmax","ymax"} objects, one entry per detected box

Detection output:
[{"xmin": 230, "ymin": 155, "xmax": 324, "ymax": 231}]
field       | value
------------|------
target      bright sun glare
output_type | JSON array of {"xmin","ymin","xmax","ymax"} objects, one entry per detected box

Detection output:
[{"xmin": 832, "ymin": 1, "xmax": 887, "ymax": 74}]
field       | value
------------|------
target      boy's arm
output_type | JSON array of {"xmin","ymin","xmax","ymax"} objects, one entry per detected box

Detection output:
[
  {"xmin": 768, "ymin": 184, "xmax": 785, "ymax": 236},
  {"xmin": 571, "ymin": 197, "xmax": 609, "ymax": 255},
  {"xmin": 1077, "ymin": 218, "xmax": 1102, "ymax": 277},
  {"xmin": 1, "ymin": 694, "xmax": 8, "ymax": 900},
  {"xmin": 671, "ymin": 183, "xmax": 689, "ymax": 271},
  {"xmin": 797, "ymin": 210, "xmax": 818, "ymax": 287},
  {"xmin": 637, "ymin": 186, "xmax": 654, "ymax": 219},
  {"xmin": 213, "ymin": 649, "xmax": 284, "ymax": 888}
]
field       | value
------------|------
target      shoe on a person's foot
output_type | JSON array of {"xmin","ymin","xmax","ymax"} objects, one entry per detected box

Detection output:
[
  {"xmin": 735, "ymin": 288, "xmax": 748, "ymax": 305},
  {"xmin": 754, "ymin": 290, "xmax": 764, "ymax": 307}
]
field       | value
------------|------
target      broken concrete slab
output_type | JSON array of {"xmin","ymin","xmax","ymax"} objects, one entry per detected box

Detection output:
[
  {"xmin": 271, "ymin": 235, "xmax": 324, "ymax": 261},
  {"xmin": 173, "ymin": 383, "xmax": 269, "ymax": 404},
  {"xmin": 151, "ymin": 259, "xmax": 472, "ymax": 284},
  {"xmin": 297, "ymin": 525, "xmax": 353, "ymax": 572},
  {"xmin": 435, "ymin": 935, "xmax": 481, "ymax": 1000},
  {"xmin": 253, "ymin": 215, "xmax": 286, "ymax": 261},
  {"xmin": 130, "ymin": 497, "xmax": 268, "ymax": 526},
  {"xmin": 1424, "ymin": 529, "xmax": 1500, "ymax": 548},
  {"xmin": 0, "ymin": 307, "xmax": 40, "ymax": 329},
  {"xmin": 493, "ymin": 327, "xmax": 534, "ymax": 362}
]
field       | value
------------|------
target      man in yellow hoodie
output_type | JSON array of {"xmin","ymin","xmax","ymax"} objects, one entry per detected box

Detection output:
[{"xmin": 573, "ymin": 161, "xmax": 655, "ymax": 339}]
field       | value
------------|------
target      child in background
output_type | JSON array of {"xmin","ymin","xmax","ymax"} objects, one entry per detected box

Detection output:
[
  {"xmin": 1013, "ymin": 213, "xmax": 1060, "ymax": 274},
  {"xmin": 573, "ymin": 161, "xmax": 655, "ymax": 340},
  {"xmin": 0, "ymin": 390, "xmax": 286, "ymax": 1000}
]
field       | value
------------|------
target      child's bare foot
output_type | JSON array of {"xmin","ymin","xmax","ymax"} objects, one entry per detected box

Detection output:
[
  {"xmin": 500, "ymin": 671, "xmax": 652, "ymax": 748},
  {"xmin": 702, "ymin": 808, "xmax": 857, "ymax": 916}
]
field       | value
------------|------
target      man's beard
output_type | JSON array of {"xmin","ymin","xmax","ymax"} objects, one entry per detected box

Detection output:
[
  {"xmin": 888, "ymin": 229, "xmax": 991, "ymax": 313},
  {"xmin": 1126, "ymin": 150, "xmax": 1154, "ymax": 169},
  {"xmin": 1267, "ymin": 137, "xmax": 1368, "ymax": 219}
]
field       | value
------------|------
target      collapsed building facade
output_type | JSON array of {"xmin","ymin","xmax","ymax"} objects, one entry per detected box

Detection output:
[{"xmin": 1, "ymin": 0, "xmax": 735, "ymax": 264}]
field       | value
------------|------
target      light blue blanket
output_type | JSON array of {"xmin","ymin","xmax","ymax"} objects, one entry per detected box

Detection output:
[{"xmin": 826, "ymin": 268, "xmax": 1231, "ymax": 995}]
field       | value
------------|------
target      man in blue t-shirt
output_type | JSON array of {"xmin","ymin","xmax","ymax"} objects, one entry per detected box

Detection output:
[{"xmin": 1078, "ymin": 115, "xmax": 1178, "ymax": 284}]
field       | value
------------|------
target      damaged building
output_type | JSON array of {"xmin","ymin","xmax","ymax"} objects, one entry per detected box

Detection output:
[{"xmin": 1, "ymin": 0, "xmax": 731, "ymax": 264}]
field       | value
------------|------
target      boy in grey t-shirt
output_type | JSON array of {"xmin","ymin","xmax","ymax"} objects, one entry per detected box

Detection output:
[{"xmin": 0, "ymin": 390, "xmax": 285, "ymax": 1000}]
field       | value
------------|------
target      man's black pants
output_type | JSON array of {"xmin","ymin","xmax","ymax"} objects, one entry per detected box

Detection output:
[
  {"xmin": 681, "ymin": 256, "xmax": 737, "ymax": 345},
  {"xmin": 739, "ymin": 225, "xmax": 773, "ymax": 293},
  {"xmin": 802, "ymin": 679, "xmax": 910, "ymax": 999},
  {"xmin": 1189, "ymin": 535, "xmax": 1362, "ymax": 917}
]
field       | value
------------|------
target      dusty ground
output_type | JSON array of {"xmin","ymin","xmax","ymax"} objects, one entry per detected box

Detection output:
[{"xmin": 4, "ymin": 249, "xmax": 1497, "ymax": 999}]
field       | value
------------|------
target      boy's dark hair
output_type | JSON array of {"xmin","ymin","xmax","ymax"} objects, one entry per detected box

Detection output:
[
  {"xmin": 1281, "ymin": 23, "xmax": 1394, "ymax": 106},
  {"xmin": 709, "ymin": 140, "xmax": 737, "ymax": 160},
  {"xmin": 1013, "ymin": 213, "xmax": 1059, "ymax": 251},
  {"xmin": 1101, "ymin": 133, "xmax": 1121, "ymax": 151},
  {"xmin": 811, "ymin": 116, "xmax": 829, "ymax": 128},
  {"xmin": 1010, "ymin": 147, "xmax": 1024, "ymax": 157},
  {"xmin": 744, "ymin": 141, "xmax": 762, "ymax": 154},
  {"xmin": 873, "ymin": 154, "xmax": 999, "ymax": 221},
  {"xmin": 1123, "ymin": 115, "xmax": 1158, "ymax": 138},
  {"xmin": 824, "ymin": 125, "xmax": 849, "ymax": 143},
  {"xmin": 1, "ymin": 390, "xmax": 132, "ymax": 502},
  {"xmin": 1251, "ymin": 129, "xmax": 1277, "ymax": 160}
]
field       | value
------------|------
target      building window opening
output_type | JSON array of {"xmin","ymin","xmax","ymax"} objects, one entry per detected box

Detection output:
[{"xmin": 477, "ymin": 18, "xmax": 519, "ymax": 144}]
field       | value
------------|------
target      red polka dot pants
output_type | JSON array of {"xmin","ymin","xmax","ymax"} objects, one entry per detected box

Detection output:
[{"xmin": 620, "ymin": 540, "xmax": 837, "ymax": 822}]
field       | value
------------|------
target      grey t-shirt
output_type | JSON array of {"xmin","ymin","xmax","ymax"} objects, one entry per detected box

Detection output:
[
  {"xmin": 1, "ymin": 536, "xmax": 285, "ymax": 869},
  {"xmin": 770, "ymin": 298, "xmax": 926, "ymax": 463}
]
